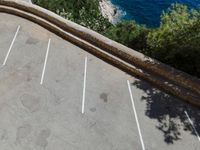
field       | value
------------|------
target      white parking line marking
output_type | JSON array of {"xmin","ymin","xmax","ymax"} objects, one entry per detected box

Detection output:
[
  {"xmin": 184, "ymin": 110, "xmax": 200, "ymax": 141},
  {"xmin": 40, "ymin": 38, "xmax": 51, "ymax": 85},
  {"xmin": 82, "ymin": 56, "xmax": 87, "ymax": 114},
  {"xmin": 127, "ymin": 80, "xmax": 146, "ymax": 150},
  {"xmin": 3, "ymin": 25, "xmax": 20, "ymax": 66}
]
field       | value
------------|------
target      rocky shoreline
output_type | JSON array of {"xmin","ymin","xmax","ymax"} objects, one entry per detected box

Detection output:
[{"xmin": 99, "ymin": 0, "xmax": 120, "ymax": 24}]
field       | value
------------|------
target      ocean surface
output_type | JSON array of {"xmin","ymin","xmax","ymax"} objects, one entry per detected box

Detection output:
[{"xmin": 111, "ymin": 0, "xmax": 200, "ymax": 27}]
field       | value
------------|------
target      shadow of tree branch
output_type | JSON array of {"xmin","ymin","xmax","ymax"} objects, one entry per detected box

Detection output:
[{"xmin": 132, "ymin": 79, "xmax": 200, "ymax": 144}]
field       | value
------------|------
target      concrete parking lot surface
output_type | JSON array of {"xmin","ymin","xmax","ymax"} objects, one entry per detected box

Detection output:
[{"xmin": 0, "ymin": 13, "xmax": 200, "ymax": 150}]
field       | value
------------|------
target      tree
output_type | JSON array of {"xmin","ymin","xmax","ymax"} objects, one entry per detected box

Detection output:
[{"xmin": 147, "ymin": 4, "xmax": 200, "ymax": 77}]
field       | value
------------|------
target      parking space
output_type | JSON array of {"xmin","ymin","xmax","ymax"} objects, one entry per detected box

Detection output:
[
  {"xmin": 0, "ymin": 12, "xmax": 200, "ymax": 150},
  {"xmin": 0, "ymin": 23, "xmax": 18, "ymax": 64},
  {"xmin": 129, "ymin": 79, "xmax": 200, "ymax": 150}
]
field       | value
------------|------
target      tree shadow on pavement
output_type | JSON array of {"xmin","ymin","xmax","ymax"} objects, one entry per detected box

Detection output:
[{"xmin": 132, "ymin": 79, "xmax": 200, "ymax": 144}]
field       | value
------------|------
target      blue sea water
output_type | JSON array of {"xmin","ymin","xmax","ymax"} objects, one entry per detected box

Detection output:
[{"xmin": 111, "ymin": 0, "xmax": 200, "ymax": 27}]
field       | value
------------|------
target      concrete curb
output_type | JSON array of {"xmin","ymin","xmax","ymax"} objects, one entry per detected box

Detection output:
[{"xmin": 0, "ymin": 0, "xmax": 200, "ymax": 107}]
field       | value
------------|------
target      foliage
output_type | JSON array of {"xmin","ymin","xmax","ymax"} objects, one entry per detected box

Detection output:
[
  {"xmin": 147, "ymin": 4, "xmax": 200, "ymax": 77},
  {"xmin": 103, "ymin": 21, "xmax": 149, "ymax": 51},
  {"xmin": 32, "ymin": 0, "xmax": 112, "ymax": 32}
]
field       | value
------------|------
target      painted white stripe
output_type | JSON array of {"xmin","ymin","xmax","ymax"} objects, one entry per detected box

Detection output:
[
  {"xmin": 184, "ymin": 110, "xmax": 200, "ymax": 141},
  {"xmin": 3, "ymin": 25, "xmax": 20, "ymax": 66},
  {"xmin": 82, "ymin": 56, "xmax": 87, "ymax": 114},
  {"xmin": 40, "ymin": 38, "xmax": 51, "ymax": 85},
  {"xmin": 127, "ymin": 80, "xmax": 146, "ymax": 150}
]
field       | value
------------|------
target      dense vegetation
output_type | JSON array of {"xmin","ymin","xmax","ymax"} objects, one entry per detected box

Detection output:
[
  {"xmin": 32, "ymin": 0, "xmax": 111, "ymax": 32},
  {"xmin": 33, "ymin": 1, "xmax": 200, "ymax": 78},
  {"xmin": 147, "ymin": 4, "xmax": 200, "ymax": 77},
  {"xmin": 103, "ymin": 21, "xmax": 149, "ymax": 52}
]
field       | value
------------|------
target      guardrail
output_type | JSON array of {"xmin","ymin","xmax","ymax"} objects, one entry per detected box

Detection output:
[{"xmin": 0, "ymin": 0, "xmax": 200, "ymax": 107}]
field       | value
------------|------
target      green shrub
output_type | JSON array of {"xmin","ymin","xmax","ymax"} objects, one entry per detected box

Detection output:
[
  {"xmin": 147, "ymin": 4, "xmax": 200, "ymax": 77},
  {"xmin": 103, "ymin": 21, "xmax": 149, "ymax": 52},
  {"xmin": 32, "ymin": 0, "xmax": 112, "ymax": 32}
]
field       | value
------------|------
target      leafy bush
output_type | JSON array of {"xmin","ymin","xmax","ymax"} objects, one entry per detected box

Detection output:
[
  {"xmin": 32, "ymin": 0, "xmax": 112, "ymax": 32},
  {"xmin": 103, "ymin": 21, "xmax": 149, "ymax": 52},
  {"xmin": 147, "ymin": 4, "xmax": 200, "ymax": 77}
]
